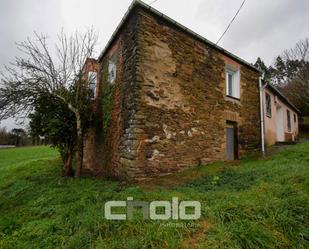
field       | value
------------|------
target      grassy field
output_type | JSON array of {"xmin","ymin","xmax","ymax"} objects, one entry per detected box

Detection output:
[{"xmin": 0, "ymin": 144, "xmax": 308, "ymax": 249}]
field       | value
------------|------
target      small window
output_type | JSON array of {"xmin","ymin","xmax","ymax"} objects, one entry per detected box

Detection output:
[
  {"xmin": 287, "ymin": 110, "xmax": 291, "ymax": 132},
  {"xmin": 265, "ymin": 93, "xmax": 272, "ymax": 117},
  {"xmin": 226, "ymin": 68, "xmax": 240, "ymax": 99},
  {"xmin": 108, "ymin": 60, "xmax": 117, "ymax": 84},
  {"xmin": 88, "ymin": 71, "xmax": 97, "ymax": 99},
  {"xmin": 294, "ymin": 114, "xmax": 297, "ymax": 123}
]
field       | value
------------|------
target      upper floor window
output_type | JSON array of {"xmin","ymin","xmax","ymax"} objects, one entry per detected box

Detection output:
[
  {"xmin": 294, "ymin": 114, "xmax": 297, "ymax": 123},
  {"xmin": 88, "ymin": 71, "xmax": 97, "ymax": 99},
  {"xmin": 108, "ymin": 60, "xmax": 117, "ymax": 84},
  {"xmin": 265, "ymin": 93, "xmax": 272, "ymax": 117},
  {"xmin": 225, "ymin": 68, "xmax": 240, "ymax": 99},
  {"xmin": 287, "ymin": 110, "xmax": 291, "ymax": 132}
]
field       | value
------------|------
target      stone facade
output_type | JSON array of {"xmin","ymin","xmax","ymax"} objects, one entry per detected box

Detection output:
[
  {"xmin": 83, "ymin": 3, "xmax": 261, "ymax": 180},
  {"xmin": 82, "ymin": 12, "xmax": 140, "ymax": 178}
]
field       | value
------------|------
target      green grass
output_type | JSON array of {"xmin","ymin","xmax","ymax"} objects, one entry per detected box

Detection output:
[{"xmin": 0, "ymin": 144, "xmax": 308, "ymax": 249}]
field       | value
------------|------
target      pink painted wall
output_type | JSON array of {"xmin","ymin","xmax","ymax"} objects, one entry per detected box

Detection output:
[{"xmin": 263, "ymin": 88, "xmax": 299, "ymax": 146}]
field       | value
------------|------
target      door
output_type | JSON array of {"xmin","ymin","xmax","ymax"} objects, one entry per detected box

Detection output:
[
  {"xmin": 276, "ymin": 106, "xmax": 284, "ymax": 142},
  {"xmin": 226, "ymin": 122, "xmax": 238, "ymax": 161},
  {"xmin": 226, "ymin": 127, "xmax": 234, "ymax": 160}
]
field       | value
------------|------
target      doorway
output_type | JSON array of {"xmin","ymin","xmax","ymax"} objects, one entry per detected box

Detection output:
[
  {"xmin": 276, "ymin": 106, "xmax": 284, "ymax": 142},
  {"xmin": 226, "ymin": 121, "xmax": 238, "ymax": 160}
]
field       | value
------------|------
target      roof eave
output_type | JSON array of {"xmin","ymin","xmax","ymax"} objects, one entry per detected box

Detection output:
[{"xmin": 265, "ymin": 83, "xmax": 301, "ymax": 114}]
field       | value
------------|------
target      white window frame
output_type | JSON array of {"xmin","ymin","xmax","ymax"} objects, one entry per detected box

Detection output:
[
  {"xmin": 88, "ymin": 71, "xmax": 97, "ymax": 99},
  {"xmin": 225, "ymin": 67, "xmax": 240, "ymax": 99}
]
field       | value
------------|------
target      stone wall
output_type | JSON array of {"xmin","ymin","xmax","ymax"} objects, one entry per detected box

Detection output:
[
  {"xmin": 83, "ymin": 12, "xmax": 140, "ymax": 179},
  {"xmin": 83, "ymin": 6, "xmax": 261, "ymax": 180},
  {"xmin": 116, "ymin": 8, "xmax": 261, "ymax": 179}
]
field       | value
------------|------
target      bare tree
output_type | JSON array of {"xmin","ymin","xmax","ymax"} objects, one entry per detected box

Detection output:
[
  {"xmin": 283, "ymin": 38, "xmax": 309, "ymax": 62},
  {"xmin": 0, "ymin": 28, "xmax": 98, "ymax": 177},
  {"xmin": 273, "ymin": 38, "xmax": 309, "ymax": 115}
]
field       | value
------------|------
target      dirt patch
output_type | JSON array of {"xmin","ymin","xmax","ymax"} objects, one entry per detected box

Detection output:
[{"xmin": 179, "ymin": 220, "xmax": 213, "ymax": 249}]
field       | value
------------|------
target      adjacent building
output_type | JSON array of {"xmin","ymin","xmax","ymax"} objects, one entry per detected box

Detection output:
[{"xmin": 263, "ymin": 83, "xmax": 300, "ymax": 146}]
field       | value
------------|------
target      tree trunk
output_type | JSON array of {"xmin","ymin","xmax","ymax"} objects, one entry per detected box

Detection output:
[
  {"xmin": 55, "ymin": 96, "xmax": 85, "ymax": 178},
  {"xmin": 75, "ymin": 116, "xmax": 84, "ymax": 178},
  {"xmin": 63, "ymin": 145, "xmax": 74, "ymax": 177}
]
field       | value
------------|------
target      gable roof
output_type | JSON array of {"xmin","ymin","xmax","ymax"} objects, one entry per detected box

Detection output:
[
  {"xmin": 265, "ymin": 83, "xmax": 301, "ymax": 114},
  {"xmin": 98, "ymin": 0, "xmax": 262, "ymax": 73}
]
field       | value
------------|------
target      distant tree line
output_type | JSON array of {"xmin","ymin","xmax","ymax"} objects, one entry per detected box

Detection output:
[{"xmin": 0, "ymin": 127, "xmax": 31, "ymax": 146}]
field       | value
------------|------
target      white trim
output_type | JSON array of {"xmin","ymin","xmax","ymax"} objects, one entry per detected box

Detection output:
[{"xmin": 225, "ymin": 67, "xmax": 240, "ymax": 99}]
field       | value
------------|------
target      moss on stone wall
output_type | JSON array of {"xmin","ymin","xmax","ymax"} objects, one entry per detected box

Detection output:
[{"xmin": 102, "ymin": 83, "xmax": 115, "ymax": 130}]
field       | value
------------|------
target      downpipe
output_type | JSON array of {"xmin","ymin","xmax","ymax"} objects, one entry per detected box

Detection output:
[{"xmin": 259, "ymin": 74, "xmax": 265, "ymax": 156}]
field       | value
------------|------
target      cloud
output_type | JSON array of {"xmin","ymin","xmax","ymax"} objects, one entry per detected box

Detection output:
[
  {"xmin": 0, "ymin": 0, "xmax": 64, "ymax": 71},
  {"xmin": 195, "ymin": 0, "xmax": 309, "ymax": 64},
  {"xmin": 0, "ymin": 0, "xmax": 64, "ymax": 129}
]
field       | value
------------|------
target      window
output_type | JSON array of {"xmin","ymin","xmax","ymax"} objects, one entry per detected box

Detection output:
[
  {"xmin": 287, "ymin": 110, "xmax": 291, "ymax": 132},
  {"xmin": 265, "ymin": 93, "xmax": 272, "ymax": 117},
  {"xmin": 88, "ymin": 71, "xmax": 97, "ymax": 99},
  {"xmin": 226, "ymin": 68, "xmax": 240, "ymax": 99},
  {"xmin": 294, "ymin": 114, "xmax": 297, "ymax": 123},
  {"xmin": 108, "ymin": 60, "xmax": 117, "ymax": 84}
]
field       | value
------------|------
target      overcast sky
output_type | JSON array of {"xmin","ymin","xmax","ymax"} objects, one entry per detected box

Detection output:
[{"xmin": 1, "ymin": 0, "xmax": 308, "ymax": 130}]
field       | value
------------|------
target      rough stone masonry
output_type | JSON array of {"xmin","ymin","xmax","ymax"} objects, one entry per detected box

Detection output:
[{"xmin": 82, "ymin": 2, "xmax": 261, "ymax": 180}]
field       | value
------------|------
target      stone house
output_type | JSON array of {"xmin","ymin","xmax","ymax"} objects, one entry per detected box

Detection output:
[
  {"xmin": 82, "ymin": 0, "xmax": 263, "ymax": 180},
  {"xmin": 263, "ymin": 83, "xmax": 300, "ymax": 146}
]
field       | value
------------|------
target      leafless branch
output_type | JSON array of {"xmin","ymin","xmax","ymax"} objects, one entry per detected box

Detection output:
[{"xmin": 0, "ymin": 28, "xmax": 98, "ymax": 120}]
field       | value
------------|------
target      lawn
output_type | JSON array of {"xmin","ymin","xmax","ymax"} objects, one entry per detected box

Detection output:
[{"xmin": 0, "ymin": 144, "xmax": 308, "ymax": 249}]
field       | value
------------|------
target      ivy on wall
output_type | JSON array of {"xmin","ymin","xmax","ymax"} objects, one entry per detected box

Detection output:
[{"xmin": 102, "ymin": 84, "xmax": 115, "ymax": 130}]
